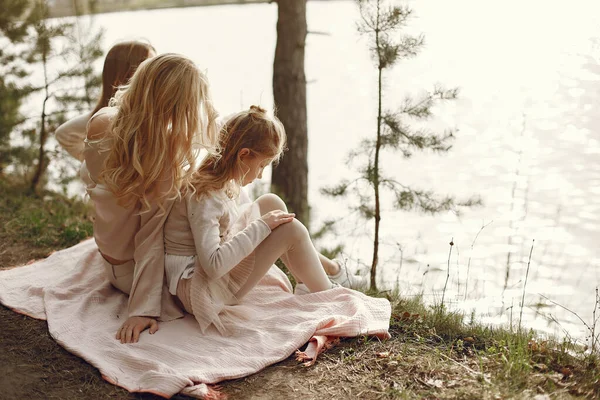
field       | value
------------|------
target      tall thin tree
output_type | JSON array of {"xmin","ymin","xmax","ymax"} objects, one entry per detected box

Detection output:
[
  {"xmin": 322, "ymin": 0, "xmax": 480, "ymax": 289},
  {"xmin": 271, "ymin": 0, "xmax": 309, "ymax": 225}
]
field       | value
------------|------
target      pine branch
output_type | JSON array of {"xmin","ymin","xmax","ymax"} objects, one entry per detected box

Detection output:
[
  {"xmin": 358, "ymin": 204, "xmax": 376, "ymax": 219},
  {"xmin": 400, "ymin": 86, "xmax": 459, "ymax": 118},
  {"xmin": 320, "ymin": 177, "xmax": 364, "ymax": 197},
  {"xmin": 380, "ymin": 178, "xmax": 481, "ymax": 214},
  {"xmin": 381, "ymin": 111, "xmax": 455, "ymax": 154},
  {"xmin": 379, "ymin": 5, "xmax": 412, "ymax": 31},
  {"xmin": 394, "ymin": 33, "xmax": 425, "ymax": 59}
]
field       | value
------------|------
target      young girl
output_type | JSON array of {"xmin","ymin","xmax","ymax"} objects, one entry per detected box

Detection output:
[
  {"xmin": 83, "ymin": 53, "xmax": 219, "ymax": 343},
  {"xmin": 163, "ymin": 106, "xmax": 365, "ymax": 334},
  {"xmin": 56, "ymin": 40, "xmax": 156, "ymax": 161}
]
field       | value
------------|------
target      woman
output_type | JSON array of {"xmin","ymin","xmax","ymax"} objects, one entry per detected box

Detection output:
[
  {"xmin": 55, "ymin": 40, "xmax": 156, "ymax": 161},
  {"xmin": 82, "ymin": 53, "xmax": 219, "ymax": 343}
]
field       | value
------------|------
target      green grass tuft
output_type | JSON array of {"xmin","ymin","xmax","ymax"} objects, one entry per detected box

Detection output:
[{"xmin": 0, "ymin": 177, "xmax": 93, "ymax": 262}]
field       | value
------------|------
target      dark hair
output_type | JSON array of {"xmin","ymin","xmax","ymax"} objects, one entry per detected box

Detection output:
[{"xmin": 92, "ymin": 40, "xmax": 155, "ymax": 115}]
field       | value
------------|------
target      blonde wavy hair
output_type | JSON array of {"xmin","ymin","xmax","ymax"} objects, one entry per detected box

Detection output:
[
  {"xmin": 190, "ymin": 105, "xmax": 287, "ymax": 199},
  {"xmin": 100, "ymin": 53, "xmax": 219, "ymax": 212}
]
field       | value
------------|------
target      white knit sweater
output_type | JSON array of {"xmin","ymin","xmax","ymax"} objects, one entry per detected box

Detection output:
[{"xmin": 164, "ymin": 190, "xmax": 271, "ymax": 280}]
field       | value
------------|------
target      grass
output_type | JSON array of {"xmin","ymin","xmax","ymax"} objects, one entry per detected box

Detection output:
[
  {"xmin": 378, "ymin": 289, "xmax": 600, "ymax": 398},
  {"xmin": 225, "ymin": 289, "xmax": 600, "ymax": 399},
  {"xmin": 0, "ymin": 176, "xmax": 93, "ymax": 267},
  {"xmin": 1, "ymin": 178, "xmax": 599, "ymax": 399}
]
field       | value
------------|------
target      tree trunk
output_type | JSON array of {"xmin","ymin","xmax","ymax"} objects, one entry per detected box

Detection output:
[
  {"xmin": 31, "ymin": 50, "xmax": 50, "ymax": 193},
  {"xmin": 272, "ymin": 0, "xmax": 309, "ymax": 225},
  {"xmin": 370, "ymin": 0, "xmax": 382, "ymax": 291}
]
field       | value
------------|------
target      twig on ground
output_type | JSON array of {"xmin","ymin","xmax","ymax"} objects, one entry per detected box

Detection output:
[{"xmin": 437, "ymin": 351, "xmax": 491, "ymax": 384}]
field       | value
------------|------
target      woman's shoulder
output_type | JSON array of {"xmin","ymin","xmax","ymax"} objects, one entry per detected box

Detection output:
[{"xmin": 87, "ymin": 107, "xmax": 117, "ymax": 141}]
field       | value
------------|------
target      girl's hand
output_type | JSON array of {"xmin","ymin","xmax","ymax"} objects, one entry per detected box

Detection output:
[{"xmin": 261, "ymin": 210, "xmax": 295, "ymax": 230}]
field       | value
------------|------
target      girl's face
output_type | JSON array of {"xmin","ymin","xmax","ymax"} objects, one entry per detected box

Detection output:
[{"xmin": 239, "ymin": 150, "xmax": 272, "ymax": 186}]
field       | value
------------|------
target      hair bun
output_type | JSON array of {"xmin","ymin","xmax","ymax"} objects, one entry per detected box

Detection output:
[{"xmin": 249, "ymin": 105, "xmax": 266, "ymax": 113}]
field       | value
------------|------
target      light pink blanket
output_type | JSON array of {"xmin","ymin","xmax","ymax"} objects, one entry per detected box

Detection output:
[{"xmin": 0, "ymin": 239, "xmax": 391, "ymax": 399}]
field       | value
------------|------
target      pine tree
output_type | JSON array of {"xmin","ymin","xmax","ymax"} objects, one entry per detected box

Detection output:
[
  {"xmin": 0, "ymin": 0, "xmax": 33, "ymax": 174},
  {"xmin": 0, "ymin": 0, "xmax": 103, "ymax": 191},
  {"xmin": 322, "ymin": 0, "xmax": 480, "ymax": 290},
  {"xmin": 50, "ymin": 2, "xmax": 103, "ymax": 190}
]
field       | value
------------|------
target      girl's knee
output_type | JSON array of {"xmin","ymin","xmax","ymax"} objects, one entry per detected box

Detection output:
[
  {"xmin": 278, "ymin": 218, "xmax": 309, "ymax": 243},
  {"xmin": 257, "ymin": 193, "xmax": 287, "ymax": 214}
]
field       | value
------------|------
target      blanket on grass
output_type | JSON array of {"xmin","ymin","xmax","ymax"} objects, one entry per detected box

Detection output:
[{"xmin": 0, "ymin": 239, "xmax": 391, "ymax": 399}]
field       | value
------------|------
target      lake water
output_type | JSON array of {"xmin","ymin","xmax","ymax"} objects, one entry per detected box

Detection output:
[{"xmin": 39, "ymin": 0, "xmax": 600, "ymax": 342}]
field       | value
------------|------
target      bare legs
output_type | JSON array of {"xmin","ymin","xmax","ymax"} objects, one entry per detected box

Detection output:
[
  {"xmin": 257, "ymin": 194, "xmax": 341, "ymax": 277},
  {"xmin": 318, "ymin": 253, "xmax": 341, "ymax": 276},
  {"xmin": 234, "ymin": 194, "xmax": 335, "ymax": 298}
]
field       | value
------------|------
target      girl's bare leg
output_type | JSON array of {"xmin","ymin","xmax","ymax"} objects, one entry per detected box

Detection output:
[
  {"xmin": 318, "ymin": 253, "xmax": 341, "ymax": 276},
  {"xmin": 255, "ymin": 194, "xmax": 341, "ymax": 277},
  {"xmin": 235, "ymin": 218, "xmax": 332, "ymax": 299}
]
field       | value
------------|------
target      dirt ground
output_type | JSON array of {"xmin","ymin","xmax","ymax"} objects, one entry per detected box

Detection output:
[
  {"xmin": 0, "ymin": 244, "xmax": 304, "ymax": 400},
  {"xmin": 0, "ymin": 298, "xmax": 489, "ymax": 400},
  {"xmin": 1, "ymin": 243, "xmax": 594, "ymax": 400},
  {"xmin": 0, "ymin": 245, "xmax": 390, "ymax": 400},
  {"xmin": 1, "ymin": 301, "xmax": 341, "ymax": 400},
  {"xmin": 0, "ymin": 246, "xmax": 475, "ymax": 400}
]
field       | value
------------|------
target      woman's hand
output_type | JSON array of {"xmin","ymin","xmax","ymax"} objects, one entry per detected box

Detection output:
[
  {"xmin": 261, "ymin": 210, "xmax": 295, "ymax": 230},
  {"xmin": 116, "ymin": 316, "xmax": 159, "ymax": 343}
]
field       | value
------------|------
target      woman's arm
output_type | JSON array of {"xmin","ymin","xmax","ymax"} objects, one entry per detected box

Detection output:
[
  {"xmin": 128, "ymin": 198, "xmax": 175, "ymax": 318},
  {"xmin": 86, "ymin": 110, "xmax": 179, "ymax": 342},
  {"xmin": 117, "ymin": 180, "xmax": 181, "ymax": 344},
  {"xmin": 55, "ymin": 112, "xmax": 92, "ymax": 161},
  {"xmin": 128, "ymin": 170, "xmax": 182, "ymax": 319},
  {"xmin": 82, "ymin": 110, "xmax": 113, "ymax": 182},
  {"xmin": 188, "ymin": 194, "xmax": 271, "ymax": 280}
]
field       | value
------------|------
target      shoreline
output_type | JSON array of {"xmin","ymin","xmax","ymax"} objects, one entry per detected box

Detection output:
[
  {"xmin": 48, "ymin": 0, "xmax": 271, "ymax": 18},
  {"xmin": 0, "ymin": 179, "xmax": 598, "ymax": 399}
]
